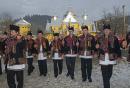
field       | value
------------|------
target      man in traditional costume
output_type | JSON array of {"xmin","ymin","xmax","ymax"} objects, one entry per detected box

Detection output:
[
  {"xmin": 95, "ymin": 24, "xmax": 121, "ymax": 88},
  {"xmin": 25, "ymin": 31, "xmax": 35, "ymax": 75},
  {"xmin": 63, "ymin": 27, "xmax": 79, "ymax": 80},
  {"xmin": 79, "ymin": 25, "xmax": 95, "ymax": 82},
  {"xmin": 5, "ymin": 25, "xmax": 26, "ymax": 88},
  {"xmin": 50, "ymin": 33, "xmax": 64, "ymax": 78},
  {"xmin": 34, "ymin": 30, "xmax": 49, "ymax": 76}
]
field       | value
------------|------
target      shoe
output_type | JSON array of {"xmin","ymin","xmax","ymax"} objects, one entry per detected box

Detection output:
[
  {"xmin": 30, "ymin": 66, "xmax": 35, "ymax": 73},
  {"xmin": 32, "ymin": 66, "xmax": 35, "ymax": 70},
  {"xmin": 88, "ymin": 78, "xmax": 92, "ymax": 82},
  {"xmin": 82, "ymin": 78, "xmax": 86, "ymax": 82},
  {"xmin": 39, "ymin": 74, "xmax": 43, "ymax": 76},
  {"xmin": 71, "ymin": 76, "xmax": 75, "ymax": 80},
  {"xmin": 28, "ymin": 73, "xmax": 31, "ymax": 76},
  {"xmin": 54, "ymin": 75, "xmax": 58, "ymax": 78},
  {"xmin": 5, "ymin": 69, "xmax": 7, "ymax": 73},
  {"xmin": 43, "ymin": 74, "xmax": 47, "ymax": 77},
  {"xmin": 59, "ymin": 71, "xmax": 62, "ymax": 75},
  {"xmin": 66, "ymin": 73, "xmax": 69, "ymax": 77}
]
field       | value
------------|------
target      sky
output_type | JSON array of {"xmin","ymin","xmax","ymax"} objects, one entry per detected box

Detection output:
[{"xmin": 0, "ymin": 0, "xmax": 129, "ymax": 22}]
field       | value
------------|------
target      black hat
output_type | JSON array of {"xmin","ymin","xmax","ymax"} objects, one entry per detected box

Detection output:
[
  {"xmin": 53, "ymin": 33, "xmax": 59, "ymax": 36},
  {"xmin": 10, "ymin": 25, "xmax": 19, "ymax": 32},
  {"xmin": 27, "ymin": 31, "xmax": 32, "ymax": 36},
  {"xmin": 81, "ymin": 25, "xmax": 88, "ymax": 30},
  {"xmin": 68, "ymin": 26, "xmax": 74, "ymax": 31},
  {"xmin": 103, "ymin": 24, "xmax": 111, "ymax": 30},
  {"xmin": 37, "ymin": 30, "xmax": 43, "ymax": 34}
]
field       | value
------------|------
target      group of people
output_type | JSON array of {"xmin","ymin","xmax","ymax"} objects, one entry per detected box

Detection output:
[{"xmin": 0, "ymin": 24, "xmax": 130, "ymax": 88}]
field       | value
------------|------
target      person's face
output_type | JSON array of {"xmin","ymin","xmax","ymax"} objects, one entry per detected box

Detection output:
[
  {"xmin": 83, "ymin": 28, "xmax": 88, "ymax": 35},
  {"xmin": 104, "ymin": 29, "xmax": 111, "ymax": 36},
  {"xmin": 69, "ymin": 30, "xmax": 73, "ymax": 35},
  {"xmin": 17, "ymin": 35, "xmax": 22, "ymax": 40},
  {"xmin": 27, "ymin": 35, "xmax": 32, "ymax": 40},
  {"xmin": 59, "ymin": 34, "xmax": 64, "ymax": 39},
  {"xmin": 38, "ymin": 33, "xmax": 43, "ymax": 38},
  {"xmin": 11, "ymin": 30, "xmax": 18, "ymax": 37},
  {"xmin": 54, "ymin": 36, "xmax": 58, "ymax": 40}
]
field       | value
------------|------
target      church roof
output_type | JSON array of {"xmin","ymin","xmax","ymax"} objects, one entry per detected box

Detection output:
[
  {"xmin": 45, "ymin": 22, "xmax": 52, "ymax": 33},
  {"xmin": 15, "ymin": 19, "xmax": 31, "ymax": 26},
  {"xmin": 63, "ymin": 11, "xmax": 77, "ymax": 23}
]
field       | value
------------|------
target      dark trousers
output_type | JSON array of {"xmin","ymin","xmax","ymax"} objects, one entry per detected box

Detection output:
[
  {"xmin": 81, "ymin": 58, "xmax": 92, "ymax": 80},
  {"xmin": 0, "ymin": 59, "xmax": 2, "ymax": 74},
  {"xmin": 53, "ymin": 59, "xmax": 63, "ymax": 77},
  {"xmin": 4, "ymin": 57, "xmax": 8, "ymax": 73},
  {"xmin": 38, "ymin": 60, "xmax": 47, "ymax": 76},
  {"xmin": 66, "ymin": 57, "xmax": 76, "ymax": 78},
  {"xmin": 27, "ymin": 58, "xmax": 34, "ymax": 75},
  {"xmin": 101, "ymin": 65, "xmax": 113, "ymax": 88},
  {"xmin": 5, "ymin": 64, "xmax": 7, "ymax": 73},
  {"xmin": 7, "ymin": 70, "xmax": 24, "ymax": 88}
]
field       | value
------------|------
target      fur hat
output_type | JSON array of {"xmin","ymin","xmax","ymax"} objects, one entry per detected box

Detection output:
[
  {"xmin": 37, "ymin": 30, "xmax": 43, "ymax": 34},
  {"xmin": 81, "ymin": 25, "xmax": 88, "ymax": 30},
  {"xmin": 10, "ymin": 25, "xmax": 19, "ymax": 32},
  {"xmin": 103, "ymin": 24, "xmax": 111, "ymax": 30},
  {"xmin": 68, "ymin": 26, "xmax": 74, "ymax": 31}
]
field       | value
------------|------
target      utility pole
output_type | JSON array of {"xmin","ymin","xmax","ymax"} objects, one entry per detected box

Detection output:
[{"xmin": 122, "ymin": 5, "xmax": 126, "ymax": 36}]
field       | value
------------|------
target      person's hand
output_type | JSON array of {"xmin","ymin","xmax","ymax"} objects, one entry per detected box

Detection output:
[
  {"xmin": 76, "ymin": 42, "xmax": 79, "ymax": 46},
  {"xmin": 51, "ymin": 47, "xmax": 54, "ymax": 51},
  {"xmin": 61, "ymin": 55, "xmax": 64, "ymax": 59},
  {"xmin": 43, "ymin": 42, "xmax": 46, "ymax": 48},
  {"xmin": 34, "ymin": 44, "xmax": 38, "ymax": 48},
  {"xmin": 93, "ymin": 53, "xmax": 98, "ymax": 58},
  {"xmin": 62, "ymin": 40, "xmax": 64, "ymax": 45},
  {"xmin": 55, "ymin": 48, "xmax": 58, "ymax": 52},
  {"xmin": 96, "ymin": 44, "xmax": 99, "ymax": 49},
  {"xmin": 122, "ymin": 40, "xmax": 127, "ymax": 49}
]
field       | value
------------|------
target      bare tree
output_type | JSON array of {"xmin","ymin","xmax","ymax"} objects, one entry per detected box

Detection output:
[
  {"xmin": 98, "ymin": 6, "xmax": 128, "ymax": 36},
  {"xmin": 0, "ymin": 12, "xmax": 14, "ymax": 33}
]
